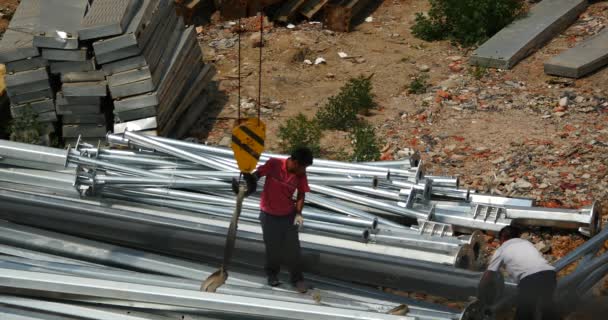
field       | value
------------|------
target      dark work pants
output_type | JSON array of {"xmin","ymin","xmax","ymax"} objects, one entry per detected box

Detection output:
[
  {"xmin": 516, "ymin": 270, "xmax": 559, "ymax": 320},
  {"xmin": 259, "ymin": 211, "xmax": 303, "ymax": 283}
]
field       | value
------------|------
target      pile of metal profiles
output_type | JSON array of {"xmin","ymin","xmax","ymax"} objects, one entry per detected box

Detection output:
[
  {"xmin": 0, "ymin": 0, "xmax": 216, "ymax": 144},
  {"xmin": 0, "ymin": 219, "xmax": 481, "ymax": 320},
  {"xmin": 0, "ymin": 0, "xmax": 56, "ymax": 126}
]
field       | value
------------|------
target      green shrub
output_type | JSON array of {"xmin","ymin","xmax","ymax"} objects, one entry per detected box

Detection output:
[
  {"xmin": 278, "ymin": 113, "xmax": 322, "ymax": 156},
  {"xmin": 350, "ymin": 122, "xmax": 381, "ymax": 162},
  {"xmin": 315, "ymin": 76, "xmax": 375, "ymax": 130},
  {"xmin": 8, "ymin": 106, "xmax": 45, "ymax": 144},
  {"xmin": 412, "ymin": 0, "xmax": 526, "ymax": 47},
  {"xmin": 470, "ymin": 65, "xmax": 488, "ymax": 80},
  {"xmin": 408, "ymin": 74, "xmax": 429, "ymax": 94}
]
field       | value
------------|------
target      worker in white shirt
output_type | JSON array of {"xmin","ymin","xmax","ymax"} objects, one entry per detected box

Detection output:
[{"xmin": 479, "ymin": 226, "xmax": 559, "ymax": 320}]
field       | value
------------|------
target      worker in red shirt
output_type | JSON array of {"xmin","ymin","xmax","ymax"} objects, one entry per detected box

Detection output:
[{"xmin": 249, "ymin": 147, "xmax": 313, "ymax": 293}]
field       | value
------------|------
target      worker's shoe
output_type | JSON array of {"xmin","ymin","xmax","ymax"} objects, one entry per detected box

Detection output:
[
  {"xmin": 267, "ymin": 275, "xmax": 280, "ymax": 287},
  {"xmin": 294, "ymin": 280, "xmax": 308, "ymax": 293}
]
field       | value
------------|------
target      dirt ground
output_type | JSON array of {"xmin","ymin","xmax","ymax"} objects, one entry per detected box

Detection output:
[
  {"xmin": 193, "ymin": 0, "xmax": 608, "ymax": 315},
  {"xmin": 0, "ymin": 0, "xmax": 18, "ymax": 37}
]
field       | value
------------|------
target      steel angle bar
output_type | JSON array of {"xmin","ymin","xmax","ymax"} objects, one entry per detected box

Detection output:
[
  {"xmin": 4, "ymin": 67, "xmax": 48, "ymax": 88},
  {"xmin": 34, "ymin": 0, "xmax": 88, "ymax": 50},
  {"xmin": 5, "ymin": 57, "xmax": 48, "ymax": 73},
  {"xmin": 10, "ymin": 98, "xmax": 54, "ymax": 116},
  {"xmin": 63, "ymin": 125, "xmax": 108, "ymax": 139},
  {"xmin": 103, "ymin": 56, "xmax": 149, "ymax": 76},
  {"xmin": 114, "ymin": 117, "xmax": 157, "ymax": 133},
  {"xmin": 114, "ymin": 106, "xmax": 156, "ymax": 122},
  {"xmin": 0, "ymin": 269, "xmax": 417, "ymax": 320},
  {"xmin": 8, "ymin": 88, "xmax": 53, "ymax": 105},
  {"xmin": 0, "ymin": 295, "xmax": 169, "ymax": 320},
  {"xmin": 79, "ymin": 0, "xmax": 141, "ymax": 40},
  {"xmin": 61, "ymin": 71, "xmax": 106, "ymax": 83},
  {"xmin": 62, "ymin": 81, "xmax": 108, "ymax": 97},
  {"xmin": 57, "ymin": 104, "xmax": 101, "ymax": 116},
  {"xmin": 5, "ymin": 80, "xmax": 50, "ymax": 97},
  {"xmin": 108, "ymin": 67, "xmax": 152, "ymax": 87},
  {"xmin": 114, "ymin": 92, "xmax": 159, "ymax": 112},
  {"xmin": 123, "ymin": 131, "xmax": 237, "ymax": 171},
  {"xmin": 63, "ymin": 114, "xmax": 107, "ymax": 125},
  {"xmin": 109, "ymin": 77, "xmax": 155, "ymax": 99},
  {"xmin": 96, "ymin": 46, "xmax": 142, "ymax": 65},
  {"xmin": 50, "ymin": 59, "xmax": 96, "ymax": 75},
  {"xmin": 57, "ymin": 92, "xmax": 101, "ymax": 106},
  {"xmin": 41, "ymin": 47, "xmax": 88, "ymax": 62}
]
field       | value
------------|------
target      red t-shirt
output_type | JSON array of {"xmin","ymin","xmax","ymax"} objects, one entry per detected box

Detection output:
[{"xmin": 256, "ymin": 158, "xmax": 310, "ymax": 216}]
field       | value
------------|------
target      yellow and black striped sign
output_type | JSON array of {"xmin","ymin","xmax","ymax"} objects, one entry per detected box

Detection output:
[{"xmin": 231, "ymin": 118, "xmax": 266, "ymax": 173}]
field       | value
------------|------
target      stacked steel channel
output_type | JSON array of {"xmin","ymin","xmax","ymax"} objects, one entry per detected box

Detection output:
[
  {"xmin": 0, "ymin": 0, "xmax": 56, "ymax": 140},
  {"xmin": 94, "ymin": 0, "xmax": 215, "ymax": 136},
  {"xmin": 0, "ymin": 0, "xmax": 216, "ymax": 145}
]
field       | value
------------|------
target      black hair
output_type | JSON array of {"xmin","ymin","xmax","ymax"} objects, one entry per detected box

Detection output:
[
  {"xmin": 498, "ymin": 226, "xmax": 521, "ymax": 241},
  {"xmin": 290, "ymin": 147, "xmax": 314, "ymax": 166}
]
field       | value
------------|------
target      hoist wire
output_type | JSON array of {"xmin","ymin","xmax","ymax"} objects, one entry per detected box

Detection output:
[
  {"xmin": 257, "ymin": 12, "xmax": 263, "ymax": 125},
  {"xmin": 237, "ymin": 17, "xmax": 242, "ymax": 122}
]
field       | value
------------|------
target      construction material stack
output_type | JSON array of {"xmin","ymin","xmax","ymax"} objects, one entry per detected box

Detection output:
[
  {"xmin": 0, "ymin": 0, "xmax": 56, "ymax": 138},
  {"xmin": 0, "ymin": 0, "xmax": 215, "ymax": 144}
]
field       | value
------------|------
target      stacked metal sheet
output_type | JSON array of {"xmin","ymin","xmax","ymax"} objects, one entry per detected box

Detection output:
[
  {"xmin": 1, "ymin": 0, "xmax": 215, "ymax": 144},
  {"xmin": 0, "ymin": 0, "xmax": 56, "ymax": 125}
]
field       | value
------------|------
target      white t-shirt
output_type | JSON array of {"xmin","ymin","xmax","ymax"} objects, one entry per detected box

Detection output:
[{"xmin": 487, "ymin": 238, "xmax": 555, "ymax": 283}]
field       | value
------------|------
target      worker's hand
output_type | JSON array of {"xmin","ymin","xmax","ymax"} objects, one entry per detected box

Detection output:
[
  {"xmin": 294, "ymin": 214, "xmax": 304, "ymax": 229},
  {"xmin": 243, "ymin": 173, "xmax": 257, "ymax": 196}
]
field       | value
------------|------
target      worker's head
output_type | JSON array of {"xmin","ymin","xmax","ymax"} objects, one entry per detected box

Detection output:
[
  {"xmin": 498, "ymin": 226, "xmax": 521, "ymax": 244},
  {"xmin": 287, "ymin": 147, "xmax": 313, "ymax": 176}
]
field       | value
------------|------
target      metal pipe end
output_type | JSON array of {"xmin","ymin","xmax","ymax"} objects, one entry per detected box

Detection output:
[
  {"xmin": 459, "ymin": 299, "xmax": 486, "ymax": 320},
  {"xmin": 371, "ymin": 218, "xmax": 378, "ymax": 230},
  {"xmin": 455, "ymin": 244, "xmax": 476, "ymax": 270},
  {"xmin": 362, "ymin": 229, "xmax": 370, "ymax": 242},
  {"xmin": 372, "ymin": 177, "xmax": 379, "ymax": 188},
  {"xmin": 469, "ymin": 230, "xmax": 487, "ymax": 271},
  {"xmin": 588, "ymin": 201, "xmax": 602, "ymax": 237}
]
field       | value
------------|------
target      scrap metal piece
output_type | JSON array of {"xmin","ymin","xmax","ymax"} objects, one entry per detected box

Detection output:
[
  {"xmin": 61, "ymin": 71, "xmax": 107, "ymax": 83},
  {"xmin": 5, "ymin": 57, "xmax": 48, "ymax": 73},
  {"xmin": 50, "ymin": 59, "xmax": 97, "ymax": 75},
  {"xmin": 57, "ymin": 104, "xmax": 101, "ymax": 116},
  {"xmin": 10, "ymin": 98, "xmax": 55, "ymax": 116}
]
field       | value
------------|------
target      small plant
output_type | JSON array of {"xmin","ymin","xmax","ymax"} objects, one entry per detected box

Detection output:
[
  {"xmin": 411, "ymin": 0, "xmax": 526, "ymax": 47},
  {"xmin": 408, "ymin": 74, "xmax": 429, "ymax": 94},
  {"xmin": 278, "ymin": 113, "xmax": 322, "ymax": 156},
  {"xmin": 470, "ymin": 65, "xmax": 488, "ymax": 80},
  {"xmin": 350, "ymin": 122, "xmax": 381, "ymax": 162},
  {"xmin": 8, "ymin": 106, "xmax": 45, "ymax": 144},
  {"xmin": 315, "ymin": 75, "xmax": 376, "ymax": 130}
]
